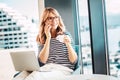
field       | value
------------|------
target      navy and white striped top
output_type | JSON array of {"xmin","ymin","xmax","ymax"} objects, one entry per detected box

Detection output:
[{"xmin": 38, "ymin": 33, "xmax": 77, "ymax": 70}]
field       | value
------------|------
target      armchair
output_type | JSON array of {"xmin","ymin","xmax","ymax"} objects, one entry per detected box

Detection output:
[{"xmin": 72, "ymin": 45, "xmax": 81, "ymax": 74}]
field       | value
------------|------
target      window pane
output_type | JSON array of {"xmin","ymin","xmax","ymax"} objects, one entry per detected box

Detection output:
[
  {"xmin": 105, "ymin": 0, "xmax": 120, "ymax": 77},
  {"xmin": 0, "ymin": 0, "xmax": 39, "ymax": 50},
  {"xmin": 78, "ymin": 0, "xmax": 92, "ymax": 74}
]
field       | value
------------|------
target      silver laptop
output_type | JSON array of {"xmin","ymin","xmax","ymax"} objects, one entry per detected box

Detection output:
[{"xmin": 10, "ymin": 50, "xmax": 40, "ymax": 71}]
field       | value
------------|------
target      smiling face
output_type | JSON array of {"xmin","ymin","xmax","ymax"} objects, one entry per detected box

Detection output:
[
  {"xmin": 38, "ymin": 7, "xmax": 66, "ymax": 44},
  {"xmin": 45, "ymin": 13, "xmax": 59, "ymax": 30}
]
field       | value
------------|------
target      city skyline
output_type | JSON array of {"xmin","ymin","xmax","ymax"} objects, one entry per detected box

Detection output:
[{"xmin": 0, "ymin": 4, "xmax": 38, "ymax": 49}]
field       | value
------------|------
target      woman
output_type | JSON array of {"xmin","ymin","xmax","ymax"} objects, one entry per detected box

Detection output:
[
  {"xmin": 36, "ymin": 7, "xmax": 77, "ymax": 70},
  {"xmin": 13, "ymin": 7, "xmax": 78, "ymax": 80}
]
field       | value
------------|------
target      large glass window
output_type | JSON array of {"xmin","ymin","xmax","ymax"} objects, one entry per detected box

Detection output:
[
  {"xmin": 105, "ymin": 0, "xmax": 120, "ymax": 77},
  {"xmin": 78, "ymin": 0, "xmax": 92, "ymax": 74},
  {"xmin": 0, "ymin": 0, "xmax": 39, "ymax": 50}
]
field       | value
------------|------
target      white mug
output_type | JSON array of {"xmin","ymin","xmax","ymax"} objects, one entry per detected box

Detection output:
[{"xmin": 56, "ymin": 35, "xmax": 64, "ymax": 42}]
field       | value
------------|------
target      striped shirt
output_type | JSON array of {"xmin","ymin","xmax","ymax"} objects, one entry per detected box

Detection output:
[{"xmin": 38, "ymin": 33, "xmax": 76, "ymax": 70}]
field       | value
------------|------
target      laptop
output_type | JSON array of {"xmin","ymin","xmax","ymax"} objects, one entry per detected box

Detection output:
[{"xmin": 10, "ymin": 50, "xmax": 40, "ymax": 71}]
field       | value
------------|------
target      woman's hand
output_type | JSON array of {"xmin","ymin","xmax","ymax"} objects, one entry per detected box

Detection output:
[
  {"xmin": 63, "ymin": 35, "xmax": 71, "ymax": 45},
  {"xmin": 45, "ymin": 24, "xmax": 51, "ymax": 39}
]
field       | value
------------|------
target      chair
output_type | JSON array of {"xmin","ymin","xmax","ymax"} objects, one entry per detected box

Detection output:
[{"xmin": 72, "ymin": 45, "xmax": 81, "ymax": 74}]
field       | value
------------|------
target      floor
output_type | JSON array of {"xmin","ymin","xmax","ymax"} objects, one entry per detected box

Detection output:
[{"xmin": 0, "ymin": 49, "xmax": 23, "ymax": 80}]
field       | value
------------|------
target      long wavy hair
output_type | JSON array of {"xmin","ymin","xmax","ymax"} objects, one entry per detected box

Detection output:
[{"xmin": 36, "ymin": 7, "xmax": 66, "ymax": 44}]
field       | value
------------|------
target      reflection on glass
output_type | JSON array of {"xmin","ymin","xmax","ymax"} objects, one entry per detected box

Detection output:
[
  {"xmin": 78, "ymin": 0, "xmax": 92, "ymax": 74},
  {"xmin": 0, "ymin": 0, "xmax": 38, "ymax": 50},
  {"xmin": 105, "ymin": 0, "xmax": 120, "ymax": 77}
]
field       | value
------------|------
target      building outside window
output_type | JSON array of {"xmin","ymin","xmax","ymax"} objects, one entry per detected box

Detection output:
[{"xmin": 0, "ymin": 0, "xmax": 39, "ymax": 51}]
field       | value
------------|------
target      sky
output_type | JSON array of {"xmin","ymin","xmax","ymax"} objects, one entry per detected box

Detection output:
[
  {"xmin": 0, "ymin": 0, "xmax": 39, "ymax": 19},
  {"xmin": 105, "ymin": 0, "xmax": 120, "ymax": 15},
  {"xmin": 79, "ymin": 0, "xmax": 120, "ymax": 16},
  {"xmin": 0, "ymin": 0, "xmax": 120, "ymax": 17}
]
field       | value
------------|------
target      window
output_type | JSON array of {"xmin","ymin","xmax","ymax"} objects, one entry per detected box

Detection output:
[
  {"xmin": 0, "ymin": 0, "xmax": 39, "ymax": 50},
  {"xmin": 105, "ymin": 0, "xmax": 120, "ymax": 77},
  {"xmin": 78, "ymin": 0, "xmax": 92, "ymax": 74}
]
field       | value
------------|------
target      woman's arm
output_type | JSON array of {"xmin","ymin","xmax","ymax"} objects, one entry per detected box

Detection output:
[
  {"xmin": 66, "ymin": 42, "xmax": 77, "ymax": 63},
  {"xmin": 38, "ymin": 24, "xmax": 51, "ymax": 63},
  {"xmin": 38, "ymin": 37, "xmax": 50, "ymax": 63},
  {"xmin": 64, "ymin": 35, "xmax": 77, "ymax": 63}
]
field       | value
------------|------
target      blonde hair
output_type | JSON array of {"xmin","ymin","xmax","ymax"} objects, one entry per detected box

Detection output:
[{"xmin": 36, "ymin": 7, "xmax": 65, "ymax": 44}]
